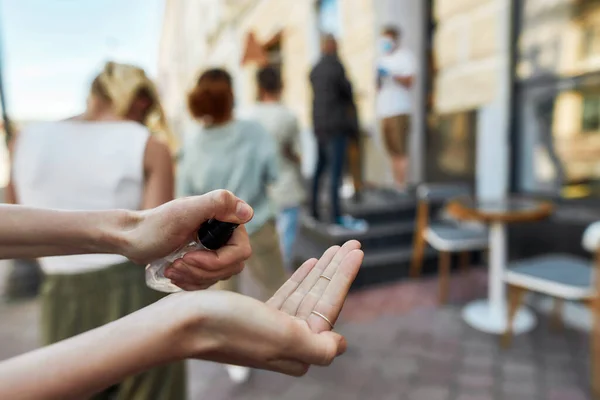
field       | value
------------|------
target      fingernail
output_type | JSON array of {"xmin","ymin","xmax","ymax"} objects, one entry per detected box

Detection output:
[
  {"xmin": 336, "ymin": 338, "xmax": 347, "ymax": 356},
  {"xmin": 235, "ymin": 201, "xmax": 252, "ymax": 220}
]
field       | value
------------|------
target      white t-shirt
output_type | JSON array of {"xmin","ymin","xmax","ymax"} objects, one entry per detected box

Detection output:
[
  {"xmin": 237, "ymin": 103, "xmax": 305, "ymax": 209},
  {"xmin": 12, "ymin": 121, "xmax": 150, "ymax": 275},
  {"xmin": 376, "ymin": 48, "xmax": 416, "ymax": 118}
]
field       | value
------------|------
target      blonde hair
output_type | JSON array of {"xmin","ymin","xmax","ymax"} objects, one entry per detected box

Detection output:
[{"xmin": 89, "ymin": 61, "xmax": 178, "ymax": 152}]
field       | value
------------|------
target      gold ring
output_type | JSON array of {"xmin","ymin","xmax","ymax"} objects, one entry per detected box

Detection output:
[
  {"xmin": 319, "ymin": 274, "xmax": 332, "ymax": 281},
  {"xmin": 311, "ymin": 310, "xmax": 334, "ymax": 329}
]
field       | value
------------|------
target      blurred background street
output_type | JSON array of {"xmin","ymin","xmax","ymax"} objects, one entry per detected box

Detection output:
[{"xmin": 2, "ymin": 0, "xmax": 600, "ymax": 398}]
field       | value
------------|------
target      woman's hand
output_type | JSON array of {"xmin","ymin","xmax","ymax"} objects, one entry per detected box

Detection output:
[
  {"xmin": 121, "ymin": 190, "xmax": 254, "ymax": 290},
  {"xmin": 173, "ymin": 240, "xmax": 363, "ymax": 375}
]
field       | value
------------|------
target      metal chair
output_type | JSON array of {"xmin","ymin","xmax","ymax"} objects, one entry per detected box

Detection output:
[
  {"xmin": 503, "ymin": 221, "xmax": 600, "ymax": 398},
  {"xmin": 410, "ymin": 183, "xmax": 489, "ymax": 304}
]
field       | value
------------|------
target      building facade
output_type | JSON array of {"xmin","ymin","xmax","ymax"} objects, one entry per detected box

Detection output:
[
  {"xmin": 158, "ymin": 0, "xmax": 600, "ymax": 203},
  {"xmin": 158, "ymin": 0, "xmax": 428, "ymax": 185}
]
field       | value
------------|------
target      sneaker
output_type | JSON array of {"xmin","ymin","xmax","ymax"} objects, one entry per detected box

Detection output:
[
  {"xmin": 225, "ymin": 365, "xmax": 251, "ymax": 383},
  {"xmin": 336, "ymin": 215, "xmax": 368, "ymax": 232}
]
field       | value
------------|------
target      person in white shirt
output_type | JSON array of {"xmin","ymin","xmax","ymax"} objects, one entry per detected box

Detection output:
[
  {"xmin": 242, "ymin": 66, "xmax": 305, "ymax": 271},
  {"xmin": 376, "ymin": 26, "xmax": 416, "ymax": 188},
  {"xmin": 8, "ymin": 62, "xmax": 185, "ymax": 399}
]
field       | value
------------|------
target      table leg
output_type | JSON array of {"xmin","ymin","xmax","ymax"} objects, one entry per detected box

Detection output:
[
  {"xmin": 489, "ymin": 222, "xmax": 506, "ymax": 315},
  {"xmin": 461, "ymin": 222, "xmax": 537, "ymax": 334}
]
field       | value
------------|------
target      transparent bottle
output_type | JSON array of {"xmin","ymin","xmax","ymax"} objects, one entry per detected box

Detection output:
[{"xmin": 145, "ymin": 219, "xmax": 238, "ymax": 293}]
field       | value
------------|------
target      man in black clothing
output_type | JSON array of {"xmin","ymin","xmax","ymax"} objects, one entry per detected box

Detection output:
[{"xmin": 309, "ymin": 35, "xmax": 366, "ymax": 231}]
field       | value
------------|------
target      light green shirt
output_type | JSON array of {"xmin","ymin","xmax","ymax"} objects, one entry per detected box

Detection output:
[
  {"xmin": 177, "ymin": 120, "xmax": 278, "ymax": 235},
  {"xmin": 239, "ymin": 103, "xmax": 305, "ymax": 209}
]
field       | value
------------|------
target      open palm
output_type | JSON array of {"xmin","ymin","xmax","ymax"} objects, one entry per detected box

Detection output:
[
  {"xmin": 267, "ymin": 240, "xmax": 362, "ymax": 332},
  {"xmin": 188, "ymin": 240, "xmax": 363, "ymax": 376}
]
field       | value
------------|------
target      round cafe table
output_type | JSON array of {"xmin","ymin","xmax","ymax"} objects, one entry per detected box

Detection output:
[{"xmin": 446, "ymin": 197, "xmax": 553, "ymax": 334}]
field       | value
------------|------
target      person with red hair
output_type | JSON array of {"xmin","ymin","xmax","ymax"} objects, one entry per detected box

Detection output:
[{"xmin": 179, "ymin": 68, "xmax": 288, "ymax": 383}]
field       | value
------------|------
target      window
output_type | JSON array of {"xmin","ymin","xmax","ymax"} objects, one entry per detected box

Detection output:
[
  {"xmin": 583, "ymin": 24, "xmax": 600, "ymax": 58},
  {"xmin": 317, "ymin": 0, "xmax": 341, "ymax": 37},
  {"xmin": 263, "ymin": 35, "xmax": 282, "ymax": 72},
  {"xmin": 514, "ymin": 0, "xmax": 600, "ymax": 198},
  {"xmin": 582, "ymin": 93, "xmax": 600, "ymax": 132},
  {"xmin": 425, "ymin": 111, "xmax": 477, "ymax": 185}
]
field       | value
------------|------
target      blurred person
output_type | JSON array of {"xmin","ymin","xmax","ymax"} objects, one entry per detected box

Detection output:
[
  {"xmin": 376, "ymin": 26, "xmax": 416, "ymax": 189},
  {"xmin": 0, "ymin": 196, "xmax": 363, "ymax": 400},
  {"xmin": 8, "ymin": 61, "xmax": 186, "ymax": 399},
  {"xmin": 241, "ymin": 65, "xmax": 305, "ymax": 270},
  {"xmin": 180, "ymin": 68, "xmax": 288, "ymax": 383},
  {"xmin": 346, "ymin": 100, "xmax": 363, "ymax": 203},
  {"xmin": 310, "ymin": 34, "xmax": 367, "ymax": 232}
]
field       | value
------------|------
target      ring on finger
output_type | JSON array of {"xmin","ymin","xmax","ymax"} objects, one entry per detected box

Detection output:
[
  {"xmin": 319, "ymin": 274, "xmax": 332, "ymax": 281},
  {"xmin": 311, "ymin": 310, "xmax": 334, "ymax": 329}
]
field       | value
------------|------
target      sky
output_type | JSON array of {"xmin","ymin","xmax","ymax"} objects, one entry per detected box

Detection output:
[{"xmin": 1, "ymin": 0, "xmax": 165, "ymax": 121}]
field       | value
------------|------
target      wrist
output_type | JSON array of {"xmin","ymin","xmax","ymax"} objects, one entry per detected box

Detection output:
[
  {"xmin": 95, "ymin": 209, "xmax": 141, "ymax": 257},
  {"xmin": 173, "ymin": 292, "xmax": 219, "ymax": 359}
]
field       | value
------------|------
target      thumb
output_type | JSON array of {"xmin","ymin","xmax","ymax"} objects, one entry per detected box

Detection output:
[
  {"xmin": 190, "ymin": 190, "xmax": 254, "ymax": 225},
  {"xmin": 291, "ymin": 330, "xmax": 347, "ymax": 366}
]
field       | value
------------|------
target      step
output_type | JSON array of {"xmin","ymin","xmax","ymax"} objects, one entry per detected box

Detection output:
[
  {"xmin": 291, "ymin": 234, "xmax": 439, "ymax": 289},
  {"xmin": 300, "ymin": 219, "xmax": 416, "ymax": 250},
  {"xmin": 314, "ymin": 188, "xmax": 446, "ymax": 224},
  {"xmin": 354, "ymin": 247, "xmax": 439, "ymax": 289},
  {"xmin": 313, "ymin": 189, "xmax": 418, "ymax": 224}
]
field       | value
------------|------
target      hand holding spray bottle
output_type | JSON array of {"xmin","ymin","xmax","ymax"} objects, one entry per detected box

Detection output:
[{"xmin": 145, "ymin": 219, "xmax": 238, "ymax": 293}]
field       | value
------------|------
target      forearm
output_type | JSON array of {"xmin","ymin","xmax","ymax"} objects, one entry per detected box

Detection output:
[
  {"xmin": 4, "ymin": 182, "xmax": 17, "ymax": 204},
  {"xmin": 0, "ymin": 297, "xmax": 186, "ymax": 400},
  {"xmin": 393, "ymin": 75, "xmax": 413, "ymax": 88},
  {"xmin": 282, "ymin": 145, "xmax": 301, "ymax": 165},
  {"xmin": 0, "ymin": 205, "xmax": 138, "ymax": 260}
]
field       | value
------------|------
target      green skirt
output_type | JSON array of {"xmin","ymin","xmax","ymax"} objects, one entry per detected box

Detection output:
[{"xmin": 40, "ymin": 260, "xmax": 186, "ymax": 400}]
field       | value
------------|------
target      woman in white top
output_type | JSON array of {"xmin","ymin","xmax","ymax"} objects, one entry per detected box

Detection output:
[{"xmin": 7, "ymin": 62, "xmax": 185, "ymax": 400}]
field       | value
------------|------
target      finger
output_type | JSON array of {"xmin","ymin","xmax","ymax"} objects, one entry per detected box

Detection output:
[
  {"xmin": 295, "ymin": 241, "xmax": 361, "ymax": 320},
  {"xmin": 290, "ymin": 330, "xmax": 347, "ymax": 366},
  {"xmin": 165, "ymin": 259, "xmax": 223, "ymax": 284},
  {"xmin": 182, "ymin": 225, "xmax": 251, "ymax": 272},
  {"xmin": 171, "ymin": 280, "xmax": 214, "ymax": 291},
  {"xmin": 267, "ymin": 360, "xmax": 310, "ymax": 377},
  {"xmin": 307, "ymin": 249, "xmax": 363, "ymax": 332},
  {"xmin": 203, "ymin": 189, "xmax": 254, "ymax": 223},
  {"xmin": 167, "ymin": 259, "xmax": 244, "ymax": 286},
  {"xmin": 266, "ymin": 258, "xmax": 318, "ymax": 309},
  {"xmin": 280, "ymin": 245, "xmax": 340, "ymax": 315}
]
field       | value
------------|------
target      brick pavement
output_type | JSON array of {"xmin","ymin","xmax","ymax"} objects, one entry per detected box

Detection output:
[{"xmin": 0, "ymin": 269, "xmax": 593, "ymax": 400}]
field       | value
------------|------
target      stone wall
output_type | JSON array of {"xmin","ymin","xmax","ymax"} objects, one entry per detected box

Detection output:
[
  {"xmin": 238, "ymin": 0, "xmax": 377, "ymax": 129},
  {"xmin": 239, "ymin": 0, "xmax": 314, "ymax": 126},
  {"xmin": 433, "ymin": 0, "xmax": 508, "ymax": 113},
  {"xmin": 159, "ymin": 0, "xmax": 389, "ymax": 182}
]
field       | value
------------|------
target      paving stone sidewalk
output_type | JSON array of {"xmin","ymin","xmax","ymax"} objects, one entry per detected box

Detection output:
[
  {"xmin": 187, "ymin": 306, "xmax": 591, "ymax": 400},
  {"xmin": 0, "ymin": 269, "xmax": 593, "ymax": 400}
]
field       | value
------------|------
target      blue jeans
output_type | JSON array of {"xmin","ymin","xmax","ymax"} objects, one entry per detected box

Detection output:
[
  {"xmin": 311, "ymin": 134, "xmax": 347, "ymax": 222},
  {"xmin": 276, "ymin": 206, "xmax": 300, "ymax": 270}
]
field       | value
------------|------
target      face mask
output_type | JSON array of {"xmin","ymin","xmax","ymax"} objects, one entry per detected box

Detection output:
[{"xmin": 381, "ymin": 38, "xmax": 394, "ymax": 53}]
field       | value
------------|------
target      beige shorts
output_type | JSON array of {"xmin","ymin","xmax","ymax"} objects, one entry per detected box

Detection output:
[{"xmin": 381, "ymin": 115, "xmax": 410, "ymax": 157}]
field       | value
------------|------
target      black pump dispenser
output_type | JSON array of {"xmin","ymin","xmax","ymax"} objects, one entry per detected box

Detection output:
[{"xmin": 197, "ymin": 219, "xmax": 238, "ymax": 250}]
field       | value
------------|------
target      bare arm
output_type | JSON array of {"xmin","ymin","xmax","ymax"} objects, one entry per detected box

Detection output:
[
  {"xmin": 142, "ymin": 136, "xmax": 175, "ymax": 209},
  {"xmin": 5, "ymin": 177, "xmax": 17, "ymax": 205},
  {"xmin": 0, "ymin": 191, "xmax": 254, "ymax": 263},
  {"xmin": 0, "ymin": 298, "xmax": 185, "ymax": 400},
  {"xmin": 393, "ymin": 75, "xmax": 414, "ymax": 88},
  {"xmin": 337, "ymin": 63, "xmax": 354, "ymax": 102},
  {"xmin": 0, "ymin": 242, "xmax": 362, "ymax": 400},
  {"xmin": 282, "ymin": 116, "xmax": 302, "ymax": 165},
  {"xmin": 5, "ymin": 133, "xmax": 18, "ymax": 204},
  {"xmin": 0, "ymin": 205, "xmax": 133, "ymax": 259}
]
